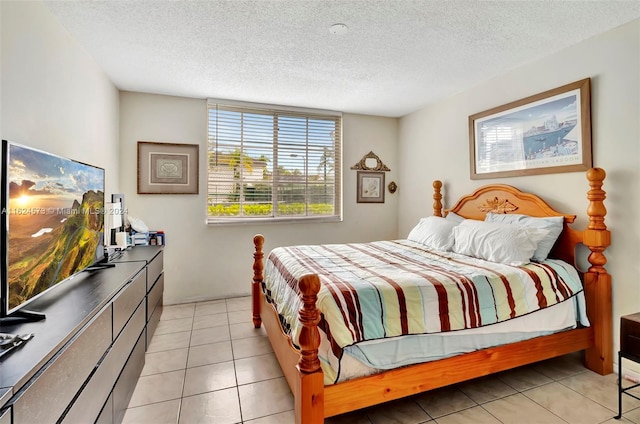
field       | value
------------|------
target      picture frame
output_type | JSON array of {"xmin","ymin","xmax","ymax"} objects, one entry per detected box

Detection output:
[
  {"xmin": 137, "ymin": 141, "xmax": 199, "ymax": 194},
  {"xmin": 469, "ymin": 78, "xmax": 592, "ymax": 180},
  {"xmin": 357, "ymin": 171, "xmax": 385, "ymax": 203}
]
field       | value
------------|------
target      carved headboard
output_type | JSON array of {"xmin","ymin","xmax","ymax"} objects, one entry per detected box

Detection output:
[
  {"xmin": 431, "ymin": 169, "xmax": 609, "ymax": 276},
  {"xmin": 431, "ymin": 181, "xmax": 582, "ymax": 270}
]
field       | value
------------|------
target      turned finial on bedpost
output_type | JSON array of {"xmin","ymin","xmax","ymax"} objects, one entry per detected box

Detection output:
[
  {"xmin": 584, "ymin": 168, "xmax": 610, "ymax": 274},
  {"xmin": 298, "ymin": 274, "xmax": 321, "ymax": 374},
  {"xmin": 252, "ymin": 234, "xmax": 265, "ymax": 328},
  {"xmin": 433, "ymin": 180, "xmax": 443, "ymax": 217}
]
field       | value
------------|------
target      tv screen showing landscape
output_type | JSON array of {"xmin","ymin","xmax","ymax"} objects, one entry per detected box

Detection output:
[{"xmin": 1, "ymin": 140, "xmax": 105, "ymax": 316}]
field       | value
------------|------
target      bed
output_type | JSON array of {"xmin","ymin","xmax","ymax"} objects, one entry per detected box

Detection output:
[{"xmin": 251, "ymin": 167, "xmax": 612, "ymax": 424}]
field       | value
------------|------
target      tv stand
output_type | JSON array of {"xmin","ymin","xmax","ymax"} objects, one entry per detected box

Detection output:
[{"xmin": 0, "ymin": 309, "xmax": 46, "ymax": 324}]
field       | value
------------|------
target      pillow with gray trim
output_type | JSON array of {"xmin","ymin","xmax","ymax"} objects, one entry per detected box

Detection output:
[{"xmin": 484, "ymin": 212, "xmax": 564, "ymax": 262}]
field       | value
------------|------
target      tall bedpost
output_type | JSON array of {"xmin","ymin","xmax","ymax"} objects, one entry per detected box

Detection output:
[
  {"xmin": 433, "ymin": 180, "xmax": 443, "ymax": 217},
  {"xmin": 296, "ymin": 274, "xmax": 324, "ymax": 424},
  {"xmin": 582, "ymin": 168, "xmax": 613, "ymax": 374},
  {"xmin": 252, "ymin": 234, "xmax": 265, "ymax": 329}
]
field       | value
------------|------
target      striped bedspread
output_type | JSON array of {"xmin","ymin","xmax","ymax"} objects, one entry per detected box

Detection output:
[{"xmin": 263, "ymin": 239, "xmax": 583, "ymax": 380}]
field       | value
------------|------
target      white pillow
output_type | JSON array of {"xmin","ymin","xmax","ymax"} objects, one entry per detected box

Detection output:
[
  {"xmin": 484, "ymin": 213, "xmax": 564, "ymax": 262},
  {"xmin": 407, "ymin": 216, "xmax": 459, "ymax": 251},
  {"xmin": 445, "ymin": 211, "xmax": 465, "ymax": 223},
  {"xmin": 452, "ymin": 220, "xmax": 549, "ymax": 266}
]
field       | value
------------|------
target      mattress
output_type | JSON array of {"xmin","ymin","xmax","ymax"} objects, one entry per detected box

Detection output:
[
  {"xmin": 334, "ymin": 294, "xmax": 586, "ymax": 382},
  {"xmin": 263, "ymin": 239, "xmax": 587, "ymax": 384}
]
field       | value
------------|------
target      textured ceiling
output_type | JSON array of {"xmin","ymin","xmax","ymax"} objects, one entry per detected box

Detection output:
[{"xmin": 44, "ymin": 0, "xmax": 640, "ymax": 117}]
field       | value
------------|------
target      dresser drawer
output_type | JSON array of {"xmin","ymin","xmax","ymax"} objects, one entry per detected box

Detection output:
[
  {"xmin": 147, "ymin": 272, "xmax": 164, "ymax": 321},
  {"xmin": 147, "ymin": 250, "xmax": 163, "ymax": 291},
  {"xmin": 113, "ymin": 268, "xmax": 146, "ymax": 339},
  {"xmin": 95, "ymin": 394, "xmax": 113, "ymax": 424},
  {"xmin": 146, "ymin": 306, "xmax": 162, "ymax": 349},
  {"xmin": 113, "ymin": 332, "xmax": 146, "ymax": 424},
  {"xmin": 61, "ymin": 302, "xmax": 145, "ymax": 424},
  {"xmin": 0, "ymin": 406, "xmax": 11, "ymax": 424},
  {"xmin": 12, "ymin": 307, "xmax": 111, "ymax": 424}
]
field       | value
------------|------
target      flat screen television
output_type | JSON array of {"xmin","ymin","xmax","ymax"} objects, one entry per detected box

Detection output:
[{"xmin": 1, "ymin": 140, "xmax": 107, "ymax": 322}]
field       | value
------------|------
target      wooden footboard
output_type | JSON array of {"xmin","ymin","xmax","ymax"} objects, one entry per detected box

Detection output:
[{"xmin": 252, "ymin": 168, "xmax": 612, "ymax": 424}]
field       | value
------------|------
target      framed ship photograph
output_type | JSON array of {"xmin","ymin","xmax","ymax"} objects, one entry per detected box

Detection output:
[{"xmin": 469, "ymin": 78, "xmax": 592, "ymax": 180}]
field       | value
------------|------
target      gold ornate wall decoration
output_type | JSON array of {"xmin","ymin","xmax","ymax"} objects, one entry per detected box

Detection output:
[
  {"xmin": 350, "ymin": 151, "xmax": 391, "ymax": 172},
  {"xmin": 479, "ymin": 197, "xmax": 519, "ymax": 214}
]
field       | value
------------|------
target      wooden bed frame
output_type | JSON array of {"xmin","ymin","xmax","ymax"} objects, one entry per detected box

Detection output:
[{"xmin": 251, "ymin": 168, "xmax": 612, "ymax": 424}]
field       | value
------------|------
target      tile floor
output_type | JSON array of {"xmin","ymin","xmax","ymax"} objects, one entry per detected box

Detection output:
[{"xmin": 123, "ymin": 297, "xmax": 640, "ymax": 424}]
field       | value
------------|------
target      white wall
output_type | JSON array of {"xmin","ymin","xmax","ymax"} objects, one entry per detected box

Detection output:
[
  {"xmin": 399, "ymin": 19, "xmax": 640, "ymax": 362},
  {"xmin": 119, "ymin": 92, "xmax": 399, "ymax": 304},
  {"xmin": 1, "ymin": 1, "xmax": 120, "ymax": 194}
]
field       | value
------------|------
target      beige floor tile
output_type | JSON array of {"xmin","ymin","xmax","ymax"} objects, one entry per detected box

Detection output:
[
  {"xmin": 122, "ymin": 399, "xmax": 181, "ymax": 424},
  {"xmin": 154, "ymin": 317, "xmax": 193, "ymax": 335},
  {"xmin": 230, "ymin": 322, "xmax": 267, "ymax": 340},
  {"xmin": 193, "ymin": 312, "xmax": 228, "ymax": 330},
  {"xmin": 146, "ymin": 331, "xmax": 191, "ymax": 353},
  {"xmin": 190, "ymin": 325, "xmax": 230, "ymax": 346},
  {"xmin": 414, "ymin": 387, "xmax": 476, "ymax": 418},
  {"xmin": 235, "ymin": 353, "xmax": 284, "ymax": 385},
  {"xmin": 132, "ymin": 297, "xmax": 625, "ymax": 424},
  {"xmin": 226, "ymin": 296, "xmax": 252, "ymax": 312},
  {"xmin": 228, "ymin": 309, "xmax": 253, "ymax": 325},
  {"xmin": 482, "ymin": 393, "xmax": 566, "ymax": 424},
  {"xmin": 179, "ymin": 387, "xmax": 241, "ymax": 424},
  {"xmin": 622, "ymin": 407, "xmax": 640, "ymax": 423},
  {"xmin": 458, "ymin": 375, "xmax": 517, "ymax": 404},
  {"xmin": 238, "ymin": 377, "xmax": 294, "ymax": 421},
  {"xmin": 183, "ymin": 361, "xmax": 237, "ymax": 397},
  {"xmin": 532, "ymin": 352, "xmax": 588, "ymax": 380},
  {"xmin": 497, "ymin": 365, "xmax": 554, "ymax": 391},
  {"xmin": 434, "ymin": 405, "xmax": 501, "ymax": 424},
  {"xmin": 128, "ymin": 370, "xmax": 185, "ymax": 408},
  {"xmin": 523, "ymin": 381, "xmax": 614, "ymax": 424},
  {"xmin": 187, "ymin": 341, "xmax": 233, "ymax": 368},
  {"xmin": 194, "ymin": 301, "xmax": 227, "ymax": 316},
  {"xmin": 366, "ymin": 398, "xmax": 431, "ymax": 423},
  {"xmin": 244, "ymin": 410, "xmax": 295, "ymax": 424},
  {"xmin": 161, "ymin": 304, "xmax": 195, "ymax": 320},
  {"xmin": 141, "ymin": 348, "xmax": 189, "ymax": 376},
  {"xmin": 560, "ymin": 371, "xmax": 640, "ymax": 413},
  {"xmin": 232, "ymin": 335, "xmax": 274, "ymax": 359}
]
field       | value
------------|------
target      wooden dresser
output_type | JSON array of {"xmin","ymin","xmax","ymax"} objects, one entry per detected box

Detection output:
[{"xmin": 0, "ymin": 246, "xmax": 163, "ymax": 424}]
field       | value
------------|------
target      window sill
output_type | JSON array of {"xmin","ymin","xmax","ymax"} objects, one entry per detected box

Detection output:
[{"xmin": 206, "ymin": 215, "xmax": 342, "ymax": 226}]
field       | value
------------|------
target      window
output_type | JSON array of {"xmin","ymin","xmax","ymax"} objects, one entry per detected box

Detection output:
[{"xmin": 207, "ymin": 100, "xmax": 342, "ymax": 223}]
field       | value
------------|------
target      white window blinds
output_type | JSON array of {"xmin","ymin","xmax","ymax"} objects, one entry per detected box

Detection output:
[{"xmin": 207, "ymin": 100, "xmax": 342, "ymax": 223}]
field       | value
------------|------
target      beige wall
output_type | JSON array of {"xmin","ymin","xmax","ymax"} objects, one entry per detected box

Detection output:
[
  {"xmin": 119, "ymin": 92, "xmax": 399, "ymax": 303},
  {"xmin": 1, "ymin": 1, "xmax": 120, "ymax": 194},
  {"xmin": 399, "ymin": 19, "xmax": 640, "ymax": 362}
]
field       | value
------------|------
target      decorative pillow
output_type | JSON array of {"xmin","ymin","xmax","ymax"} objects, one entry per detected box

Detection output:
[
  {"xmin": 484, "ymin": 212, "xmax": 564, "ymax": 262},
  {"xmin": 407, "ymin": 216, "xmax": 459, "ymax": 251},
  {"xmin": 452, "ymin": 220, "xmax": 549, "ymax": 266},
  {"xmin": 445, "ymin": 211, "xmax": 465, "ymax": 223}
]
